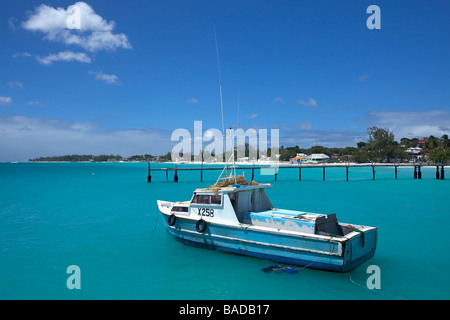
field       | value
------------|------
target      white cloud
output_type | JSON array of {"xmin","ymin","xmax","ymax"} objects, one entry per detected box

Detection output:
[
  {"xmin": 0, "ymin": 116, "xmax": 174, "ymax": 161},
  {"xmin": 12, "ymin": 52, "xmax": 32, "ymax": 58},
  {"xmin": 88, "ymin": 71, "xmax": 120, "ymax": 84},
  {"xmin": 272, "ymin": 97, "xmax": 285, "ymax": 103},
  {"xmin": 358, "ymin": 74, "xmax": 369, "ymax": 82},
  {"xmin": 22, "ymin": 1, "xmax": 131, "ymax": 52},
  {"xmin": 27, "ymin": 101, "xmax": 43, "ymax": 106},
  {"xmin": 6, "ymin": 81, "xmax": 23, "ymax": 89},
  {"xmin": 8, "ymin": 17, "xmax": 18, "ymax": 30},
  {"xmin": 296, "ymin": 98, "xmax": 317, "ymax": 107},
  {"xmin": 185, "ymin": 98, "xmax": 199, "ymax": 104},
  {"xmin": 295, "ymin": 121, "xmax": 312, "ymax": 130},
  {"xmin": 37, "ymin": 51, "xmax": 91, "ymax": 65},
  {"xmin": 278, "ymin": 109, "xmax": 450, "ymax": 149},
  {"xmin": 13, "ymin": 51, "xmax": 91, "ymax": 65},
  {"xmin": 280, "ymin": 129, "xmax": 367, "ymax": 148},
  {"xmin": 0, "ymin": 96, "xmax": 12, "ymax": 105},
  {"xmin": 366, "ymin": 109, "xmax": 450, "ymax": 139},
  {"xmin": 246, "ymin": 113, "xmax": 258, "ymax": 119}
]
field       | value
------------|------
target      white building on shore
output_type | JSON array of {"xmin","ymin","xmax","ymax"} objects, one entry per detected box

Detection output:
[{"xmin": 305, "ymin": 153, "xmax": 330, "ymax": 163}]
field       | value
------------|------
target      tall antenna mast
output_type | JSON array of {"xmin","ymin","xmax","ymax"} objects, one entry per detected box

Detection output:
[
  {"xmin": 213, "ymin": 25, "xmax": 227, "ymax": 173},
  {"xmin": 237, "ymin": 89, "xmax": 240, "ymax": 129}
]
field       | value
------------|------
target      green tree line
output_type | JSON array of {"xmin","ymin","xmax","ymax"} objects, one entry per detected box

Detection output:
[
  {"xmin": 278, "ymin": 127, "xmax": 450, "ymax": 163},
  {"xmin": 29, "ymin": 154, "xmax": 155, "ymax": 162},
  {"xmin": 29, "ymin": 127, "xmax": 450, "ymax": 164}
]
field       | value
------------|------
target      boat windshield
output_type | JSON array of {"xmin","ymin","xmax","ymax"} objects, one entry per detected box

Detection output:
[{"xmin": 191, "ymin": 194, "xmax": 222, "ymax": 205}]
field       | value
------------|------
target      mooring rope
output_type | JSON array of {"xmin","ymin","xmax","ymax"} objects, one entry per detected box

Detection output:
[
  {"xmin": 150, "ymin": 207, "xmax": 159, "ymax": 234},
  {"xmin": 348, "ymin": 269, "xmax": 407, "ymax": 300}
]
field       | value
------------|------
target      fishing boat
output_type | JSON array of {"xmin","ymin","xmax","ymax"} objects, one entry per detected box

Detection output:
[
  {"xmin": 157, "ymin": 171, "xmax": 377, "ymax": 272},
  {"xmin": 157, "ymin": 31, "xmax": 376, "ymax": 272}
]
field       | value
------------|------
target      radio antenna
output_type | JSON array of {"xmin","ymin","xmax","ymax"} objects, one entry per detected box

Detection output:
[
  {"xmin": 213, "ymin": 25, "xmax": 227, "ymax": 173},
  {"xmin": 237, "ymin": 89, "xmax": 240, "ymax": 129},
  {"xmin": 213, "ymin": 25, "xmax": 225, "ymax": 139}
]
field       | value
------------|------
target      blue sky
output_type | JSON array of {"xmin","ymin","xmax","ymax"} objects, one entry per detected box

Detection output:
[{"xmin": 1, "ymin": 0, "xmax": 449, "ymax": 161}]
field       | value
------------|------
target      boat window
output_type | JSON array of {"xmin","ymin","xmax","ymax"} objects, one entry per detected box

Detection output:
[
  {"xmin": 211, "ymin": 195, "xmax": 222, "ymax": 205},
  {"xmin": 172, "ymin": 206, "xmax": 188, "ymax": 212},
  {"xmin": 197, "ymin": 195, "xmax": 211, "ymax": 204},
  {"xmin": 191, "ymin": 194, "xmax": 222, "ymax": 205}
]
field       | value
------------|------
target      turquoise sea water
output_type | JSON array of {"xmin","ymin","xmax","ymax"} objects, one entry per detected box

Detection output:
[{"xmin": 1, "ymin": 162, "xmax": 449, "ymax": 300}]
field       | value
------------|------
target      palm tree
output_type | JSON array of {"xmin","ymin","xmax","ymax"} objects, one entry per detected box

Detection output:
[
  {"xmin": 426, "ymin": 135, "xmax": 438, "ymax": 150},
  {"xmin": 441, "ymin": 134, "xmax": 449, "ymax": 150},
  {"xmin": 400, "ymin": 137, "xmax": 411, "ymax": 147}
]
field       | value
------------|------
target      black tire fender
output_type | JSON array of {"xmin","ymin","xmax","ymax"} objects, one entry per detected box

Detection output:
[
  {"xmin": 168, "ymin": 214, "xmax": 176, "ymax": 226},
  {"xmin": 196, "ymin": 219, "xmax": 207, "ymax": 233}
]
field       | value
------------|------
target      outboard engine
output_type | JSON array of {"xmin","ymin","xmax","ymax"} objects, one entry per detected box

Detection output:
[{"xmin": 315, "ymin": 214, "xmax": 344, "ymax": 236}]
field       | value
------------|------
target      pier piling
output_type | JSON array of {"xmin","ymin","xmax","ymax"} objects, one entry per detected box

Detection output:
[
  {"xmin": 147, "ymin": 162, "xmax": 151, "ymax": 182},
  {"xmin": 201, "ymin": 158, "xmax": 203, "ymax": 182},
  {"xmin": 441, "ymin": 166, "xmax": 445, "ymax": 179}
]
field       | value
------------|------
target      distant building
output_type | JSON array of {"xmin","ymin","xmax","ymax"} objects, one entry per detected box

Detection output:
[
  {"xmin": 406, "ymin": 147, "xmax": 423, "ymax": 162},
  {"xmin": 406, "ymin": 147, "xmax": 422, "ymax": 155},
  {"xmin": 417, "ymin": 138, "xmax": 428, "ymax": 148},
  {"xmin": 305, "ymin": 153, "xmax": 330, "ymax": 163},
  {"xmin": 290, "ymin": 153, "xmax": 306, "ymax": 163}
]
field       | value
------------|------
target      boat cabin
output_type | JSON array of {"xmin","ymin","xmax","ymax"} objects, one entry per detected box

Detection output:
[
  {"xmin": 167, "ymin": 177, "xmax": 350, "ymax": 238},
  {"xmin": 186, "ymin": 184, "xmax": 273, "ymax": 225}
]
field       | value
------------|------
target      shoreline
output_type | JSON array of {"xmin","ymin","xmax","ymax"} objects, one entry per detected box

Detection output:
[{"xmin": 10, "ymin": 160, "xmax": 449, "ymax": 167}]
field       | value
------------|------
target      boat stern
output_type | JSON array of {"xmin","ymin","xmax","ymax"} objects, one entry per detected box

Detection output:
[{"xmin": 342, "ymin": 226, "xmax": 377, "ymax": 272}]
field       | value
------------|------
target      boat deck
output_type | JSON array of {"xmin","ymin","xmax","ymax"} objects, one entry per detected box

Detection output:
[{"xmin": 241, "ymin": 209, "xmax": 324, "ymax": 234}]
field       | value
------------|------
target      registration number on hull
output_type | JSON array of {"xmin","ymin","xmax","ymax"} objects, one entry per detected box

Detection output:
[{"xmin": 198, "ymin": 207, "xmax": 214, "ymax": 217}]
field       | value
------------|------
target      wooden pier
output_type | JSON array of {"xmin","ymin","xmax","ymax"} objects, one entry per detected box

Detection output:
[{"xmin": 147, "ymin": 162, "xmax": 448, "ymax": 182}]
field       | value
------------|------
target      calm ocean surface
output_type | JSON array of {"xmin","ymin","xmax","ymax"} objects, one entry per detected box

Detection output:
[{"xmin": 1, "ymin": 162, "xmax": 449, "ymax": 300}]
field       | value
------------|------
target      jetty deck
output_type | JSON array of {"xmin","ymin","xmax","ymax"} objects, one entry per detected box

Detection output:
[{"xmin": 147, "ymin": 162, "xmax": 448, "ymax": 182}]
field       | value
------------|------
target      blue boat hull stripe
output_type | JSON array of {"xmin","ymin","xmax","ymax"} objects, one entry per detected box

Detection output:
[
  {"xmin": 161, "ymin": 212, "xmax": 369, "ymax": 243},
  {"xmin": 167, "ymin": 225, "xmax": 342, "ymax": 257}
]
